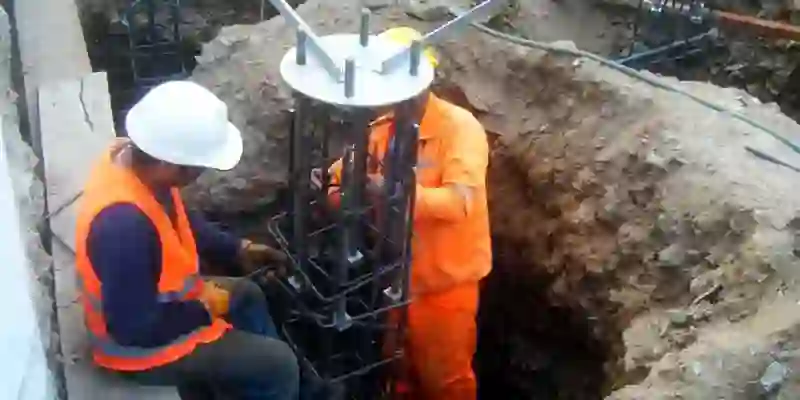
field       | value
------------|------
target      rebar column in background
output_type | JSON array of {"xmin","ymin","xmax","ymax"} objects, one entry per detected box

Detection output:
[
  {"xmin": 621, "ymin": 0, "xmax": 715, "ymax": 74},
  {"xmin": 123, "ymin": 0, "xmax": 188, "ymax": 96}
]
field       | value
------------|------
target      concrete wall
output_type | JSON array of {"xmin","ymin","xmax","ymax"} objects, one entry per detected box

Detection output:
[
  {"xmin": 0, "ymin": 119, "xmax": 52, "ymax": 400},
  {"xmin": 10, "ymin": 0, "xmax": 92, "ymax": 155},
  {"xmin": 0, "ymin": 4, "xmax": 56, "ymax": 400}
]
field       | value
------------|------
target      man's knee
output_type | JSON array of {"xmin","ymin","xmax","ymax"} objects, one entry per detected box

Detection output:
[
  {"xmin": 266, "ymin": 340, "xmax": 300, "ymax": 400},
  {"xmin": 232, "ymin": 279, "xmax": 264, "ymax": 303},
  {"xmin": 269, "ymin": 340, "xmax": 300, "ymax": 387},
  {"xmin": 213, "ymin": 332, "xmax": 300, "ymax": 397},
  {"xmin": 243, "ymin": 334, "xmax": 298, "ymax": 385}
]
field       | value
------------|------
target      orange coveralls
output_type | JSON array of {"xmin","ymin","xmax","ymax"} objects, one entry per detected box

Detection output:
[{"xmin": 330, "ymin": 94, "xmax": 492, "ymax": 400}]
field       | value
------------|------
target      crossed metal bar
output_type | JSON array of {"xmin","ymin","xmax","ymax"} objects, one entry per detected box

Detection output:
[
  {"xmin": 268, "ymin": 0, "xmax": 343, "ymax": 81},
  {"xmin": 267, "ymin": 0, "xmax": 499, "ymax": 82}
]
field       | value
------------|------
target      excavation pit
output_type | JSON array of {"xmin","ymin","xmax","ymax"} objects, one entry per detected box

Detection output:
[
  {"xmin": 475, "ymin": 256, "xmax": 617, "ymax": 399},
  {"xmin": 203, "ymin": 145, "xmax": 630, "ymax": 400},
  {"xmin": 471, "ymin": 132, "xmax": 631, "ymax": 400}
]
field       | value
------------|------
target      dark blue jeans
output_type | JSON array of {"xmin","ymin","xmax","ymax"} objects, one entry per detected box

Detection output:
[
  {"xmin": 227, "ymin": 278, "xmax": 279, "ymax": 338},
  {"xmin": 228, "ymin": 280, "xmax": 329, "ymax": 400},
  {"xmin": 228, "ymin": 281, "xmax": 330, "ymax": 400},
  {"xmin": 122, "ymin": 278, "xmax": 300, "ymax": 400}
]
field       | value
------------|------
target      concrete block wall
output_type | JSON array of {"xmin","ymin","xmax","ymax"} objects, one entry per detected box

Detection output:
[{"xmin": 0, "ymin": 111, "xmax": 53, "ymax": 400}]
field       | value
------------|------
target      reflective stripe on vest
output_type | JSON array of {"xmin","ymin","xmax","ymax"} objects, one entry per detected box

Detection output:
[
  {"xmin": 87, "ymin": 326, "xmax": 209, "ymax": 358},
  {"xmin": 80, "ymin": 274, "xmax": 201, "ymax": 310},
  {"xmin": 78, "ymin": 273, "xmax": 203, "ymax": 358}
]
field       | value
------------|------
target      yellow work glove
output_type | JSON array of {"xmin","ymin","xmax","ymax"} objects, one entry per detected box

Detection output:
[
  {"xmin": 239, "ymin": 239, "xmax": 288, "ymax": 277},
  {"xmin": 197, "ymin": 281, "xmax": 230, "ymax": 318}
]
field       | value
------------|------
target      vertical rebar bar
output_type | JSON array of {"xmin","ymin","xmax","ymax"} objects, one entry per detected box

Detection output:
[
  {"xmin": 409, "ymin": 41, "xmax": 422, "ymax": 76},
  {"xmin": 260, "ymin": 0, "xmax": 266, "ymax": 21},
  {"xmin": 384, "ymin": 103, "xmax": 420, "ymax": 398},
  {"xmin": 387, "ymin": 102, "xmax": 418, "ymax": 298},
  {"xmin": 360, "ymin": 8, "xmax": 370, "ymax": 47},
  {"xmin": 345, "ymin": 58, "xmax": 356, "ymax": 98},
  {"xmin": 399, "ymin": 123, "xmax": 419, "ymax": 304},
  {"xmin": 352, "ymin": 110, "xmax": 370, "ymax": 250},
  {"xmin": 296, "ymin": 30, "xmax": 308, "ymax": 65},
  {"xmin": 335, "ymin": 147, "xmax": 355, "ymax": 331},
  {"xmin": 350, "ymin": 110, "xmax": 373, "ymax": 394},
  {"xmin": 291, "ymin": 96, "xmax": 311, "ymax": 276},
  {"xmin": 146, "ymin": 0, "xmax": 156, "ymax": 41}
]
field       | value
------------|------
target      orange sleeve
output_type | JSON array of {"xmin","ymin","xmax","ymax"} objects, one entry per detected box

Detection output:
[
  {"xmin": 414, "ymin": 118, "xmax": 489, "ymax": 221},
  {"xmin": 327, "ymin": 159, "xmax": 343, "ymax": 207}
]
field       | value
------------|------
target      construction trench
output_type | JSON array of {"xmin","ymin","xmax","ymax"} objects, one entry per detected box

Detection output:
[{"xmin": 52, "ymin": 0, "xmax": 800, "ymax": 398}]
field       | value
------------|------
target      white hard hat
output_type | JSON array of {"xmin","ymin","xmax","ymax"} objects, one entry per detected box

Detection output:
[{"xmin": 125, "ymin": 80, "xmax": 243, "ymax": 171}]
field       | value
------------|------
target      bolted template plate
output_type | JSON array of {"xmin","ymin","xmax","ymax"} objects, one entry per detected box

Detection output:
[{"xmin": 280, "ymin": 33, "xmax": 435, "ymax": 107}]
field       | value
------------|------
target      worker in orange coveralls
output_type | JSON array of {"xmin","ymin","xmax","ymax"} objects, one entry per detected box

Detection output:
[{"xmin": 320, "ymin": 27, "xmax": 492, "ymax": 400}]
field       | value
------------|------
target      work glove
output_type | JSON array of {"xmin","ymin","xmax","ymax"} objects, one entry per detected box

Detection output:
[
  {"xmin": 239, "ymin": 239, "xmax": 288, "ymax": 279},
  {"xmin": 198, "ymin": 281, "xmax": 230, "ymax": 318}
]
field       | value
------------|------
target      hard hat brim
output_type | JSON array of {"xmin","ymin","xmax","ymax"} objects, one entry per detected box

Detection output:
[
  {"xmin": 127, "ymin": 118, "xmax": 243, "ymax": 171},
  {"xmin": 201, "ymin": 122, "xmax": 243, "ymax": 171}
]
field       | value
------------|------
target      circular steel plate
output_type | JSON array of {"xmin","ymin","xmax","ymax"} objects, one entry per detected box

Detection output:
[{"xmin": 280, "ymin": 33, "xmax": 435, "ymax": 107}]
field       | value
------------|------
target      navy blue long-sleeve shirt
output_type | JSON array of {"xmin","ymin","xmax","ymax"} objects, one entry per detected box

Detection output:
[{"xmin": 86, "ymin": 193, "xmax": 241, "ymax": 348}]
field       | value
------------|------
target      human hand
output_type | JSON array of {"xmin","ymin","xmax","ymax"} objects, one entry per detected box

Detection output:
[
  {"xmin": 240, "ymin": 239, "xmax": 288, "ymax": 272},
  {"xmin": 198, "ymin": 281, "xmax": 230, "ymax": 318}
]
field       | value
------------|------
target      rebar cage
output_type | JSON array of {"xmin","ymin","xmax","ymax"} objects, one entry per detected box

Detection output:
[
  {"xmin": 619, "ymin": 0, "xmax": 717, "ymax": 76},
  {"xmin": 263, "ymin": 1, "xmax": 499, "ymax": 397},
  {"xmin": 103, "ymin": 0, "xmax": 189, "ymax": 129},
  {"xmin": 268, "ymin": 97, "xmax": 420, "ymax": 399}
]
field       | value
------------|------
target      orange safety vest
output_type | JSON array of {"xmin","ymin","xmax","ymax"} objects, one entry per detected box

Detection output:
[{"xmin": 74, "ymin": 143, "xmax": 231, "ymax": 371}]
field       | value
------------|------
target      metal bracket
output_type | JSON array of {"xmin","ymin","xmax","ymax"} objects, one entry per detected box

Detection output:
[
  {"xmin": 288, "ymin": 275, "xmax": 304, "ymax": 291},
  {"xmin": 689, "ymin": 1, "xmax": 707, "ymax": 24},
  {"xmin": 333, "ymin": 311, "xmax": 353, "ymax": 332},
  {"xmin": 649, "ymin": 0, "xmax": 665, "ymax": 13},
  {"xmin": 383, "ymin": 287, "xmax": 403, "ymax": 303}
]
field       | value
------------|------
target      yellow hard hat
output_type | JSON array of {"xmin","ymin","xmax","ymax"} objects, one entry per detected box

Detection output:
[{"xmin": 378, "ymin": 27, "xmax": 439, "ymax": 68}]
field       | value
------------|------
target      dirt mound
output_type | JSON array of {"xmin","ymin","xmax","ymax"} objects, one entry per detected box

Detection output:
[{"xmin": 190, "ymin": 1, "xmax": 800, "ymax": 397}]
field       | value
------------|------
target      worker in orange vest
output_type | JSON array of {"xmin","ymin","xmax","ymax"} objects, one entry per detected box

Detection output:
[
  {"xmin": 75, "ymin": 81, "xmax": 300, "ymax": 399},
  {"xmin": 322, "ymin": 27, "xmax": 492, "ymax": 400}
]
